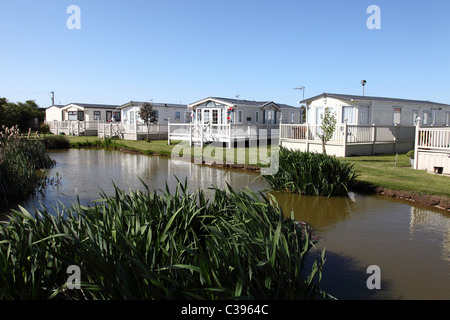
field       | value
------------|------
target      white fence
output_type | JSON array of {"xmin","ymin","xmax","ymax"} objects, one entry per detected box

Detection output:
[
  {"xmin": 46, "ymin": 121, "xmax": 104, "ymax": 136},
  {"xmin": 414, "ymin": 125, "xmax": 450, "ymax": 174},
  {"xmin": 98, "ymin": 123, "xmax": 168, "ymax": 140},
  {"xmin": 279, "ymin": 123, "xmax": 416, "ymax": 157},
  {"xmin": 168, "ymin": 123, "xmax": 279, "ymax": 147}
]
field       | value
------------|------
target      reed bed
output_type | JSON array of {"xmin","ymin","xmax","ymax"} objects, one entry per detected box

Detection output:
[
  {"xmin": 0, "ymin": 126, "xmax": 55, "ymax": 207},
  {"xmin": 0, "ymin": 180, "xmax": 331, "ymax": 300},
  {"xmin": 263, "ymin": 147, "xmax": 358, "ymax": 197}
]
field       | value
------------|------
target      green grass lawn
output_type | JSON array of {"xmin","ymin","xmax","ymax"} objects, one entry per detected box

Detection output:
[
  {"xmin": 344, "ymin": 154, "xmax": 450, "ymax": 198},
  {"xmin": 56, "ymin": 135, "xmax": 449, "ymax": 198}
]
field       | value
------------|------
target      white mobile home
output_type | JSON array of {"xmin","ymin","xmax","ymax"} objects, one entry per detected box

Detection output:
[
  {"xmin": 119, "ymin": 101, "xmax": 188, "ymax": 125},
  {"xmin": 45, "ymin": 103, "xmax": 119, "ymax": 136},
  {"xmin": 45, "ymin": 105, "xmax": 65, "ymax": 122},
  {"xmin": 279, "ymin": 93, "xmax": 450, "ymax": 157},
  {"xmin": 188, "ymin": 97, "xmax": 301, "ymax": 125},
  {"xmin": 168, "ymin": 96, "xmax": 301, "ymax": 147},
  {"xmin": 302, "ymin": 93, "xmax": 450, "ymax": 127},
  {"xmin": 61, "ymin": 103, "xmax": 120, "ymax": 122}
]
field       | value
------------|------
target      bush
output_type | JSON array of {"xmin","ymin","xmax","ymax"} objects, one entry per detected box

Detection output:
[
  {"xmin": 44, "ymin": 136, "xmax": 70, "ymax": 150},
  {"xmin": 263, "ymin": 147, "xmax": 359, "ymax": 197},
  {"xmin": 38, "ymin": 123, "xmax": 50, "ymax": 136},
  {"xmin": 0, "ymin": 180, "xmax": 331, "ymax": 300},
  {"xmin": 406, "ymin": 150, "xmax": 414, "ymax": 159}
]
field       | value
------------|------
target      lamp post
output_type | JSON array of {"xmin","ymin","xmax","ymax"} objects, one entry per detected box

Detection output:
[
  {"xmin": 294, "ymin": 86, "xmax": 306, "ymax": 124},
  {"xmin": 361, "ymin": 80, "xmax": 367, "ymax": 96}
]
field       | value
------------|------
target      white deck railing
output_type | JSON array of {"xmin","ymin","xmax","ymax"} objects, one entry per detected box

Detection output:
[
  {"xmin": 46, "ymin": 120, "xmax": 105, "ymax": 135},
  {"xmin": 168, "ymin": 123, "xmax": 279, "ymax": 146},
  {"xmin": 413, "ymin": 124, "xmax": 450, "ymax": 172},
  {"xmin": 416, "ymin": 127, "xmax": 450, "ymax": 150},
  {"xmin": 280, "ymin": 124, "xmax": 416, "ymax": 144}
]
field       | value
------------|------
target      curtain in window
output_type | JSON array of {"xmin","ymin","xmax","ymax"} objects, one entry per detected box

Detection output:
[{"xmin": 342, "ymin": 106, "xmax": 355, "ymax": 124}]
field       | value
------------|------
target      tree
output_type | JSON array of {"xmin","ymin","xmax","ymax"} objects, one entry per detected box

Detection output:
[
  {"xmin": 318, "ymin": 107, "xmax": 337, "ymax": 155},
  {"xmin": 139, "ymin": 102, "xmax": 158, "ymax": 142}
]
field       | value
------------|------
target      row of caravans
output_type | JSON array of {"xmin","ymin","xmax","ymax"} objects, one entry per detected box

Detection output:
[{"xmin": 45, "ymin": 97, "xmax": 303, "ymax": 126}]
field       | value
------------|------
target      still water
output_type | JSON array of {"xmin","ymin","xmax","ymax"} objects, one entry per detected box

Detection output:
[{"xmin": 15, "ymin": 150, "xmax": 450, "ymax": 299}]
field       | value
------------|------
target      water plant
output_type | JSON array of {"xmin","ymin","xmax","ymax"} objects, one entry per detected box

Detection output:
[
  {"xmin": 0, "ymin": 125, "xmax": 56, "ymax": 207},
  {"xmin": 0, "ymin": 180, "xmax": 331, "ymax": 300},
  {"xmin": 263, "ymin": 147, "xmax": 358, "ymax": 197}
]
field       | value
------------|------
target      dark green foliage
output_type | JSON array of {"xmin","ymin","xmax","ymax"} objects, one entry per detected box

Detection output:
[
  {"xmin": 0, "ymin": 97, "xmax": 45, "ymax": 130},
  {"xmin": 263, "ymin": 147, "xmax": 359, "ymax": 197},
  {"xmin": 0, "ymin": 126, "xmax": 56, "ymax": 207},
  {"xmin": 44, "ymin": 136, "xmax": 71, "ymax": 149},
  {"xmin": 0, "ymin": 180, "xmax": 331, "ymax": 300}
]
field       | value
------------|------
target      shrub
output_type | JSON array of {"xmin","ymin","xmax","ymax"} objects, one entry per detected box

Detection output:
[
  {"xmin": 263, "ymin": 147, "xmax": 359, "ymax": 197},
  {"xmin": 44, "ymin": 136, "xmax": 70, "ymax": 150},
  {"xmin": 38, "ymin": 123, "xmax": 50, "ymax": 137},
  {"xmin": 0, "ymin": 180, "xmax": 331, "ymax": 300}
]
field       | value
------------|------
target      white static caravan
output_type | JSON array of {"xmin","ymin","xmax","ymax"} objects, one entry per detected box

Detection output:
[
  {"xmin": 119, "ymin": 101, "xmax": 188, "ymax": 125},
  {"xmin": 45, "ymin": 105, "xmax": 65, "ymax": 122},
  {"xmin": 301, "ymin": 93, "xmax": 450, "ymax": 127},
  {"xmin": 188, "ymin": 97, "xmax": 301, "ymax": 126},
  {"xmin": 61, "ymin": 103, "xmax": 120, "ymax": 123},
  {"xmin": 168, "ymin": 97, "xmax": 301, "ymax": 147},
  {"xmin": 279, "ymin": 93, "xmax": 450, "ymax": 157},
  {"xmin": 45, "ymin": 103, "xmax": 119, "ymax": 136}
]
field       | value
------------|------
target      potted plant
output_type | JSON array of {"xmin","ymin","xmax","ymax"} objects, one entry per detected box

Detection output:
[{"xmin": 406, "ymin": 150, "xmax": 414, "ymax": 167}]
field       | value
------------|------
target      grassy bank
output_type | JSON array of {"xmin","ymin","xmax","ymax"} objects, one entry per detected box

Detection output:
[
  {"xmin": 55, "ymin": 135, "xmax": 448, "ymax": 199},
  {"xmin": 345, "ymin": 154, "xmax": 450, "ymax": 199}
]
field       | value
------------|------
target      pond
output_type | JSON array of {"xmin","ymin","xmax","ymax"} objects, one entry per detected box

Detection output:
[{"xmin": 9, "ymin": 149, "xmax": 450, "ymax": 300}]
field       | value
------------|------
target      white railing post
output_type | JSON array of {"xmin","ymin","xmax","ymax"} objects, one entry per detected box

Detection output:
[
  {"xmin": 228, "ymin": 122, "xmax": 232, "ymax": 148},
  {"xmin": 414, "ymin": 118, "xmax": 421, "ymax": 170},
  {"xmin": 278, "ymin": 118, "xmax": 282, "ymax": 146},
  {"xmin": 167, "ymin": 118, "xmax": 171, "ymax": 145},
  {"xmin": 372, "ymin": 124, "xmax": 376, "ymax": 155},
  {"xmin": 189, "ymin": 123, "xmax": 193, "ymax": 147},
  {"xmin": 343, "ymin": 123, "xmax": 348, "ymax": 157},
  {"xmin": 394, "ymin": 124, "xmax": 398, "ymax": 154},
  {"xmin": 306, "ymin": 123, "xmax": 310, "ymax": 152}
]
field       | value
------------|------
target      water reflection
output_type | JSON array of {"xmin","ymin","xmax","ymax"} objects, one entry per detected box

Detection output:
[
  {"xmin": 17, "ymin": 149, "xmax": 268, "ymax": 213},
  {"xmin": 270, "ymin": 191, "xmax": 355, "ymax": 231}
]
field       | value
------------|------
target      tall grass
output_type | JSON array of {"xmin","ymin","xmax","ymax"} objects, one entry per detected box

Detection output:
[
  {"xmin": 0, "ymin": 126, "xmax": 56, "ymax": 207},
  {"xmin": 263, "ymin": 147, "xmax": 358, "ymax": 197},
  {"xmin": 0, "ymin": 180, "xmax": 331, "ymax": 300}
]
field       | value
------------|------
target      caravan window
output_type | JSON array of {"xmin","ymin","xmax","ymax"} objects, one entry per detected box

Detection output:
[
  {"xmin": 342, "ymin": 106, "xmax": 355, "ymax": 124},
  {"xmin": 393, "ymin": 107, "xmax": 401, "ymax": 125},
  {"xmin": 68, "ymin": 111, "xmax": 77, "ymax": 121}
]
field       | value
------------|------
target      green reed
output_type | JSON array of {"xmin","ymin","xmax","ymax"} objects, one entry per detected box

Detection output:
[
  {"xmin": 263, "ymin": 147, "xmax": 359, "ymax": 197},
  {"xmin": 0, "ymin": 180, "xmax": 331, "ymax": 300},
  {"xmin": 0, "ymin": 126, "xmax": 56, "ymax": 207}
]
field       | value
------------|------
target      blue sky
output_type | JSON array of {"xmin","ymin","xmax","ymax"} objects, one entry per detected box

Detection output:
[{"xmin": 1, "ymin": 0, "xmax": 449, "ymax": 108}]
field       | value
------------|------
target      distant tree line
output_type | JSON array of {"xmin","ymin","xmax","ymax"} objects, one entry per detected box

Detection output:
[{"xmin": 0, "ymin": 97, "xmax": 45, "ymax": 130}]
